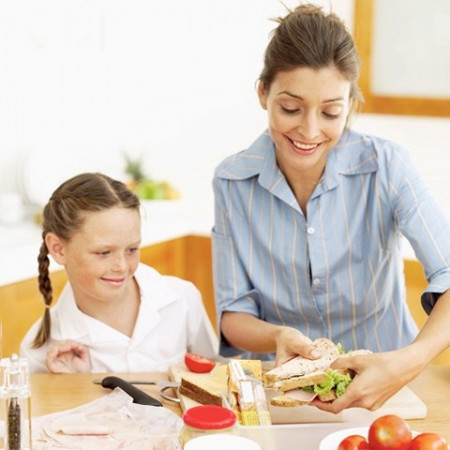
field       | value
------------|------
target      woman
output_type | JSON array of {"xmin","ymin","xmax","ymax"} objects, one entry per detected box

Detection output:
[
  {"xmin": 21, "ymin": 172, "xmax": 217, "ymax": 373},
  {"xmin": 211, "ymin": 4, "xmax": 450, "ymax": 412}
]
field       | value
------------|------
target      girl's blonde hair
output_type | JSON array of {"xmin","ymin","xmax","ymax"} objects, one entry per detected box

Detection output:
[{"xmin": 32, "ymin": 172, "xmax": 140, "ymax": 348}]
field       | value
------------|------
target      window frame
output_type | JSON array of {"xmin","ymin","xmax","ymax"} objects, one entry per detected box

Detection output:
[{"xmin": 353, "ymin": 0, "xmax": 450, "ymax": 117}]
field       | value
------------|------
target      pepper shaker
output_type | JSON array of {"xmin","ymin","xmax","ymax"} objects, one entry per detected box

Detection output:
[{"xmin": 0, "ymin": 354, "xmax": 31, "ymax": 450}]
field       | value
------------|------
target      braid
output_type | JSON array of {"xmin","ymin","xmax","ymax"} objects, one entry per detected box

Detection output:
[{"xmin": 32, "ymin": 241, "xmax": 53, "ymax": 348}]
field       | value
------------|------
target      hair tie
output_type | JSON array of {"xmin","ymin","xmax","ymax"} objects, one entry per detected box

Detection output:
[{"xmin": 44, "ymin": 303, "xmax": 50, "ymax": 309}]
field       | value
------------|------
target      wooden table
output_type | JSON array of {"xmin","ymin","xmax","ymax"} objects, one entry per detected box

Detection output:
[
  {"xmin": 29, "ymin": 365, "xmax": 450, "ymax": 445},
  {"xmin": 30, "ymin": 371, "xmax": 181, "ymax": 417},
  {"xmin": 407, "ymin": 365, "xmax": 450, "ymax": 441}
]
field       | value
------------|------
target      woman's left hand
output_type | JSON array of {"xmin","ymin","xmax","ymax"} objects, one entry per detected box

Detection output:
[{"xmin": 310, "ymin": 346, "xmax": 424, "ymax": 413}]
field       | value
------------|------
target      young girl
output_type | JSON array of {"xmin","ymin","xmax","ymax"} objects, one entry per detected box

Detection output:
[{"xmin": 20, "ymin": 172, "xmax": 217, "ymax": 373}]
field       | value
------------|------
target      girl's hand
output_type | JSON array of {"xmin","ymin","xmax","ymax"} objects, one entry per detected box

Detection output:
[
  {"xmin": 46, "ymin": 339, "xmax": 92, "ymax": 373},
  {"xmin": 310, "ymin": 346, "xmax": 423, "ymax": 413},
  {"xmin": 274, "ymin": 327, "xmax": 321, "ymax": 366}
]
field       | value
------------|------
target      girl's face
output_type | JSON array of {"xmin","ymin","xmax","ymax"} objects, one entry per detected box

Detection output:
[
  {"xmin": 52, "ymin": 207, "xmax": 141, "ymax": 307},
  {"xmin": 258, "ymin": 65, "xmax": 351, "ymax": 180}
]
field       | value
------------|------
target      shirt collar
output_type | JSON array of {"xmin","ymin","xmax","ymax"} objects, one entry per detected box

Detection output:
[
  {"xmin": 54, "ymin": 264, "xmax": 181, "ymax": 342},
  {"xmin": 324, "ymin": 129, "xmax": 379, "ymax": 190},
  {"xmin": 216, "ymin": 128, "xmax": 379, "ymax": 198},
  {"xmin": 52, "ymin": 283, "xmax": 90, "ymax": 340}
]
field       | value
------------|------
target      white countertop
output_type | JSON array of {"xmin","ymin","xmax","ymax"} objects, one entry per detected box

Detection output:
[{"xmin": 0, "ymin": 199, "xmax": 213, "ymax": 286}]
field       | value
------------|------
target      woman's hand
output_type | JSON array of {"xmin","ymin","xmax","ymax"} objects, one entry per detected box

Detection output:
[
  {"xmin": 274, "ymin": 326, "xmax": 322, "ymax": 366},
  {"xmin": 46, "ymin": 339, "xmax": 92, "ymax": 373},
  {"xmin": 310, "ymin": 345, "xmax": 425, "ymax": 413},
  {"xmin": 221, "ymin": 312, "xmax": 319, "ymax": 364}
]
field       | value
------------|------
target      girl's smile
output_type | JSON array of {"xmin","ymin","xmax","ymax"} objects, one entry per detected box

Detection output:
[{"xmin": 100, "ymin": 277, "xmax": 126, "ymax": 287}]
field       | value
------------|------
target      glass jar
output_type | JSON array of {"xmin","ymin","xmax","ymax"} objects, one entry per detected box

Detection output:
[
  {"xmin": 0, "ymin": 354, "xmax": 32, "ymax": 450},
  {"xmin": 180, "ymin": 405, "xmax": 237, "ymax": 447}
]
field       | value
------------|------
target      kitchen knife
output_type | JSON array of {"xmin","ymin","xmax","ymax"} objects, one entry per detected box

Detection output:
[
  {"xmin": 100, "ymin": 376, "xmax": 163, "ymax": 407},
  {"xmin": 92, "ymin": 378, "xmax": 178, "ymax": 387}
]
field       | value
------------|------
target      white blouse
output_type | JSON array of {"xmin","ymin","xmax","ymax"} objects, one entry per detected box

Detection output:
[{"xmin": 20, "ymin": 263, "xmax": 218, "ymax": 373}]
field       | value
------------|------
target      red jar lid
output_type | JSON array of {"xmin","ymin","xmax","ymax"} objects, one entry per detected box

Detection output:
[{"xmin": 182, "ymin": 405, "xmax": 236, "ymax": 430}]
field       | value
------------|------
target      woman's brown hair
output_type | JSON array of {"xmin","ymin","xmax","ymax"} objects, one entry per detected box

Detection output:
[
  {"xmin": 259, "ymin": 3, "xmax": 363, "ymax": 111},
  {"xmin": 32, "ymin": 172, "xmax": 140, "ymax": 348}
]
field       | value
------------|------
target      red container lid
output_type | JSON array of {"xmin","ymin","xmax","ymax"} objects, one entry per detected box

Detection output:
[{"xmin": 182, "ymin": 405, "xmax": 236, "ymax": 430}]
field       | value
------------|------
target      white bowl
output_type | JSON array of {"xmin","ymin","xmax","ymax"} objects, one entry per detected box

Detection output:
[{"xmin": 184, "ymin": 433, "xmax": 261, "ymax": 450}]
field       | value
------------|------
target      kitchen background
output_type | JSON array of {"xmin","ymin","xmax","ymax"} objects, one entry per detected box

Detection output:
[{"xmin": 0, "ymin": 0, "xmax": 449, "ymax": 284}]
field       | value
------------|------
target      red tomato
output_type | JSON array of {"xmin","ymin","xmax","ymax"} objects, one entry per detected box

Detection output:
[
  {"xmin": 338, "ymin": 435, "xmax": 370, "ymax": 450},
  {"xmin": 184, "ymin": 353, "xmax": 215, "ymax": 373},
  {"xmin": 368, "ymin": 415, "xmax": 412, "ymax": 450},
  {"xmin": 409, "ymin": 433, "xmax": 448, "ymax": 450}
]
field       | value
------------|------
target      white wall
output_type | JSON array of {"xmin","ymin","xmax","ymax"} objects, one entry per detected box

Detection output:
[{"xmin": 0, "ymin": 0, "xmax": 448, "ymax": 223}]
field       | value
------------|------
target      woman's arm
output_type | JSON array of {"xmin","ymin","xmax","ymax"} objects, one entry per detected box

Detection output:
[
  {"xmin": 411, "ymin": 289, "xmax": 450, "ymax": 362},
  {"xmin": 314, "ymin": 290, "xmax": 450, "ymax": 413},
  {"xmin": 221, "ymin": 311, "xmax": 320, "ymax": 365}
]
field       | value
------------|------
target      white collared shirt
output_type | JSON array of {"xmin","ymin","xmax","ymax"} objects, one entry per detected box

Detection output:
[{"xmin": 20, "ymin": 264, "xmax": 218, "ymax": 373}]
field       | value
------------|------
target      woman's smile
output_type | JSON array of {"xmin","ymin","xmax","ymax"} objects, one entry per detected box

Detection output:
[
  {"xmin": 286, "ymin": 136, "xmax": 323, "ymax": 155},
  {"xmin": 258, "ymin": 66, "xmax": 350, "ymax": 180}
]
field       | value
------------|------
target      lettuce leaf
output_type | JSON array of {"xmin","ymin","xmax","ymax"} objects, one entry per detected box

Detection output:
[
  {"xmin": 336, "ymin": 342, "xmax": 345, "ymax": 355},
  {"xmin": 311, "ymin": 370, "xmax": 352, "ymax": 397}
]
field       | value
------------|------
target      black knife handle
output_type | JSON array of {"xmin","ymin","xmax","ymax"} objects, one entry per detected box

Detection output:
[{"xmin": 101, "ymin": 376, "xmax": 162, "ymax": 407}]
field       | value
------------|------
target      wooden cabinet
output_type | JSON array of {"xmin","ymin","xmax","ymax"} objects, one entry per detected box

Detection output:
[
  {"xmin": 0, "ymin": 269, "xmax": 68, "ymax": 358},
  {"xmin": 139, "ymin": 235, "xmax": 217, "ymax": 335}
]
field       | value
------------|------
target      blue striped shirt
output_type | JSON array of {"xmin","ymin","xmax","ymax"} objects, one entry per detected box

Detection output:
[{"xmin": 212, "ymin": 129, "xmax": 450, "ymax": 359}]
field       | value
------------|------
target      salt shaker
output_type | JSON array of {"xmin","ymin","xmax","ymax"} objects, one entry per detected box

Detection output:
[{"xmin": 0, "ymin": 354, "xmax": 31, "ymax": 450}]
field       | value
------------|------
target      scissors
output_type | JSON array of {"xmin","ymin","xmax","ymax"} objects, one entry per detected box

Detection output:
[{"xmin": 93, "ymin": 376, "xmax": 181, "ymax": 404}]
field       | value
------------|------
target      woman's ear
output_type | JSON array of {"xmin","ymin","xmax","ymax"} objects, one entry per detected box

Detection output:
[
  {"xmin": 45, "ymin": 232, "xmax": 66, "ymax": 265},
  {"xmin": 257, "ymin": 80, "xmax": 268, "ymax": 110}
]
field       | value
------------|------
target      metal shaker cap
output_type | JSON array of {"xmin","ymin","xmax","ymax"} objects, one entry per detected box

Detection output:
[{"xmin": 0, "ymin": 353, "xmax": 30, "ymax": 398}]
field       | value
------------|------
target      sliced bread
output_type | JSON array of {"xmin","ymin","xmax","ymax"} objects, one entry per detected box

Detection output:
[
  {"xmin": 263, "ymin": 338, "xmax": 340, "ymax": 387},
  {"xmin": 179, "ymin": 365, "xmax": 228, "ymax": 406}
]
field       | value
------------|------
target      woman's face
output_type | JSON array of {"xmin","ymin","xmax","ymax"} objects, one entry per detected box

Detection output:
[
  {"xmin": 258, "ymin": 66, "xmax": 351, "ymax": 179},
  {"xmin": 51, "ymin": 207, "xmax": 141, "ymax": 307}
]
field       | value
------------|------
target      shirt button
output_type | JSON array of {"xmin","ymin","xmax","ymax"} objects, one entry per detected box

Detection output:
[
  {"xmin": 307, "ymin": 227, "xmax": 315, "ymax": 234},
  {"xmin": 313, "ymin": 278, "xmax": 320, "ymax": 285}
]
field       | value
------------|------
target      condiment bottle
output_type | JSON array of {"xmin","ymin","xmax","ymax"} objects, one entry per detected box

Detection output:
[
  {"xmin": 180, "ymin": 405, "xmax": 237, "ymax": 447},
  {"xmin": 0, "ymin": 354, "xmax": 32, "ymax": 450}
]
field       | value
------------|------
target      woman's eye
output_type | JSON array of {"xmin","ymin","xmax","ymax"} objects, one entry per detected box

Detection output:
[
  {"xmin": 323, "ymin": 111, "xmax": 342, "ymax": 120},
  {"xmin": 281, "ymin": 106, "xmax": 300, "ymax": 114}
]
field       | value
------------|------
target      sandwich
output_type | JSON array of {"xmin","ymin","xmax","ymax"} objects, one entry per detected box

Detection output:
[{"xmin": 263, "ymin": 338, "xmax": 371, "ymax": 407}]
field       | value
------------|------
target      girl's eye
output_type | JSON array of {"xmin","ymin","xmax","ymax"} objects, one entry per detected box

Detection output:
[
  {"xmin": 97, "ymin": 251, "xmax": 110, "ymax": 256},
  {"xmin": 127, "ymin": 247, "xmax": 139, "ymax": 255}
]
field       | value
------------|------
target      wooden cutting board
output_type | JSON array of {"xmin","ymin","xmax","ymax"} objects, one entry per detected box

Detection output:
[{"xmin": 169, "ymin": 364, "xmax": 427, "ymax": 424}]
